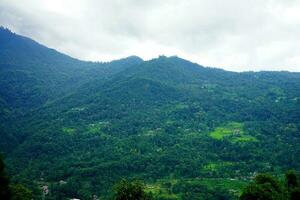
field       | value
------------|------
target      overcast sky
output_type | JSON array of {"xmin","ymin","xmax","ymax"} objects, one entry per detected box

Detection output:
[{"xmin": 0, "ymin": 0, "xmax": 300, "ymax": 72}]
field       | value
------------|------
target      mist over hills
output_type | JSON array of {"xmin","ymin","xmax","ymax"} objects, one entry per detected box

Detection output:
[{"xmin": 1, "ymin": 27, "xmax": 300, "ymax": 199}]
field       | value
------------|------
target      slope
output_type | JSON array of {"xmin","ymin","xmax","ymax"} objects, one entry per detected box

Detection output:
[
  {"xmin": 0, "ymin": 29, "xmax": 300, "ymax": 199},
  {"xmin": 5, "ymin": 56, "xmax": 300, "ymax": 199}
]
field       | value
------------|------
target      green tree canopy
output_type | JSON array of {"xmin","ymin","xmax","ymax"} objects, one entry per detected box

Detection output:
[
  {"xmin": 10, "ymin": 184, "xmax": 33, "ymax": 200},
  {"xmin": 286, "ymin": 170, "xmax": 298, "ymax": 190},
  {"xmin": 285, "ymin": 170, "xmax": 300, "ymax": 200},
  {"xmin": 0, "ymin": 155, "xmax": 11, "ymax": 200},
  {"xmin": 240, "ymin": 174, "xmax": 283, "ymax": 200},
  {"xmin": 112, "ymin": 179, "xmax": 152, "ymax": 200}
]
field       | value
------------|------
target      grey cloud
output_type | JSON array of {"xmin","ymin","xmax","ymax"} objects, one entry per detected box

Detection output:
[{"xmin": 0, "ymin": 0, "xmax": 299, "ymax": 71}]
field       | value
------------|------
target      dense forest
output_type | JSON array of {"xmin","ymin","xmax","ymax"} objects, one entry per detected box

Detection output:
[{"xmin": 0, "ymin": 27, "xmax": 300, "ymax": 199}]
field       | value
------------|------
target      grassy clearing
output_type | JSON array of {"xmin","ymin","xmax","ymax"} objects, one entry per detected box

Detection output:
[
  {"xmin": 198, "ymin": 178, "xmax": 248, "ymax": 196},
  {"xmin": 210, "ymin": 122, "xmax": 243, "ymax": 140},
  {"xmin": 145, "ymin": 177, "xmax": 248, "ymax": 199},
  {"xmin": 209, "ymin": 122, "xmax": 257, "ymax": 143},
  {"xmin": 232, "ymin": 135, "xmax": 257, "ymax": 142},
  {"xmin": 62, "ymin": 127, "xmax": 76, "ymax": 134},
  {"xmin": 203, "ymin": 162, "xmax": 233, "ymax": 171}
]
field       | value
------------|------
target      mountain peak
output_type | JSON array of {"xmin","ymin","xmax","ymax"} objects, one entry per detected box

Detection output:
[
  {"xmin": 108, "ymin": 55, "xmax": 143, "ymax": 66},
  {"xmin": 123, "ymin": 55, "xmax": 143, "ymax": 62}
]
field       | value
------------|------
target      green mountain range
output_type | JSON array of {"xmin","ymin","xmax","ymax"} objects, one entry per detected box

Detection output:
[{"xmin": 1, "ymin": 27, "xmax": 300, "ymax": 199}]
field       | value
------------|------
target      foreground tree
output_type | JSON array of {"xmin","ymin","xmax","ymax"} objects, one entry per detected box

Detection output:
[
  {"xmin": 10, "ymin": 184, "xmax": 33, "ymax": 200},
  {"xmin": 240, "ymin": 173, "xmax": 283, "ymax": 200},
  {"xmin": 112, "ymin": 179, "xmax": 152, "ymax": 200},
  {"xmin": 0, "ymin": 155, "xmax": 33, "ymax": 200},
  {"xmin": 286, "ymin": 170, "xmax": 298, "ymax": 191},
  {"xmin": 0, "ymin": 155, "xmax": 11, "ymax": 200},
  {"xmin": 285, "ymin": 170, "xmax": 300, "ymax": 200},
  {"xmin": 241, "ymin": 171, "xmax": 300, "ymax": 200}
]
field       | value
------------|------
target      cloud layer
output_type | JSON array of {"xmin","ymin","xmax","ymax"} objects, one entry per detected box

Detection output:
[{"xmin": 1, "ymin": 0, "xmax": 300, "ymax": 71}]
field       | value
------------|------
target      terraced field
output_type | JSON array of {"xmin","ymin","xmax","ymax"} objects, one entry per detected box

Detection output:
[{"xmin": 209, "ymin": 122, "xmax": 257, "ymax": 143}]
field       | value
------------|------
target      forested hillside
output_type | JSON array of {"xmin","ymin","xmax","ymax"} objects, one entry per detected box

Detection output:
[{"xmin": 0, "ymin": 27, "xmax": 300, "ymax": 199}]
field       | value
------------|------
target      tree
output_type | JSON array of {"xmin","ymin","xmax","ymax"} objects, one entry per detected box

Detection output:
[
  {"xmin": 285, "ymin": 170, "xmax": 298, "ymax": 191},
  {"xmin": 10, "ymin": 184, "xmax": 33, "ymax": 200},
  {"xmin": 285, "ymin": 170, "xmax": 300, "ymax": 200},
  {"xmin": 240, "ymin": 174, "xmax": 283, "ymax": 200},
  {"xmin": 254, "ymin": 173, "xmax": 282, "ymax": 194},
  {"xmin": 290, "ymin": 188, "xmax": 300, "ymax": 200},
  {"xmin": 0, "ymin": 155, "xmax": 11, "ymax": 200},
  {"xmin": 112, "ymin": 179, "xmax": 152, "ymax": 200},
  {"xmin": 0, "ymin": 155, "xmax": 33, "ymax": 200}
]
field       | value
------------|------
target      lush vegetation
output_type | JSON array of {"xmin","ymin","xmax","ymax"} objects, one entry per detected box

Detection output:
[
  {"xmin": 0, "ymin": 27, "xmax": 300, "ymax": 199},
  {"xmin": 0, "ymin": 156, "xmax": 33, "ymax": 200},
  {"xmin": 240, "ymin": 170, "xmax": 300, "ymax": 200}
]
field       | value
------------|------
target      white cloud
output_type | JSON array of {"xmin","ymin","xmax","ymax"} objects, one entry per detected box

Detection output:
[{"xmin": 0, "ymin": 0, "xmax": 299, "ymax": 71}]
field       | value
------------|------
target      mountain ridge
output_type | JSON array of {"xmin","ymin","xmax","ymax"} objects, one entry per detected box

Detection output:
[
  {"xmin": 1, "ymin": 26, "xmax": 300, "ymax": 200},
  {"xmin": 3, "ymin": 26, "xmax": 298, "ymax": 73}
]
